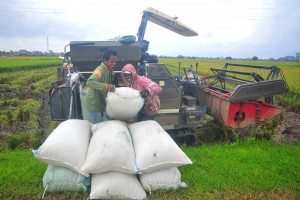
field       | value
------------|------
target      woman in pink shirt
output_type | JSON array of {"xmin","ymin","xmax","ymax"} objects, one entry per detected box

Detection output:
[{"xmin": 121, "ymin": 64, "xmax": 162, "ymax": 121}]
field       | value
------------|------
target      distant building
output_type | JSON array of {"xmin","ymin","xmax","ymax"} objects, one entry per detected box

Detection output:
[
  {"xmin": 296, "ymin": 53, "xmax": 300, "ymax": 62},
  {"xmin": 18, "ymin": 50, "xmax": 28, "ymax": 56},
  {"xmin": 278, "ymin": 56, "xmax": 296, "ymax": 62}
]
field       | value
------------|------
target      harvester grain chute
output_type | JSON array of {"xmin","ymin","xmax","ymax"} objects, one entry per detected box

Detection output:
[{"xmin": 48, "ymin": 7, "xmax": 288, "ymax": 145}]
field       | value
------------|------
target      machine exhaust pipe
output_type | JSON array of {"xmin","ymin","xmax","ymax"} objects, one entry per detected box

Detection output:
[{"xmin": 178, "ymin": 61, "xmax": 182, "ymax": 78}]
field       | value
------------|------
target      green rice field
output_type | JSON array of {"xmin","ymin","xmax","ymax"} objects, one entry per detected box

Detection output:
[
  {"xmin": 0, "ymin": 56, "xmax": 299, "ymax": 199},
  {"xmin": 0, "ymin": 56, "xmax": 62, "ymax": 72}
]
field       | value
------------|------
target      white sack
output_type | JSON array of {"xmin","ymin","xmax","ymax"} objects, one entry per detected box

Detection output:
[
  {"xmin": 43, "ymin": 165, "xmax": 90, "ymax": 192},
  {"xmin": 90, "ymin": 172, "xmax": 147, "ymax": 200},
  {"xmin": 106, "ymin": 87, "xmax": 144, "ymax": 120},
  {"xmin": 82, "ymin": 120, "xmax": 137, "ymax": 174},
  {"xmin": 33, "ymin": 119, "xmax": 91, "ymax": 176},
  {"xmin": 129, "ymin": 120, "xmax": 192, "ymax": 173},
  {"xmin": 139, "ymin": 167, "xmax": 183, "ymax": 192}
]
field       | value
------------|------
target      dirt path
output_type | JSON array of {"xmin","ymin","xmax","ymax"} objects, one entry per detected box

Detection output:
[
  {"xmin": 38, "ymin": 93, "xmax": 52, "ymax": 136},
  {"xmin": 273, "ymin": 111, "xmax": 300, "ymax": 144}
]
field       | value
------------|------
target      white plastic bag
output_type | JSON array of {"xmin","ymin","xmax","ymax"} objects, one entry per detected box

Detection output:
[
  {"xmin": 106, "ymin": 87, "xmax": 144, "ymax": 120},
  {"xmin": 139, "ymin": 167, "xmax": 184, "ymax": 192},
  {"xmin": 129, "ymin": 120, "xmax": 192, "ymax": 173},
  {"xmin": 90, "ymin": 172, "xmax": 147, "ymax": 200},
  {"xmin": 43, "ymin": 165, "xmax": 90, "ymax": 193},
  {"xmin": 33, "ymin": 119, "xmax": 91, "ymax": 177},
  {"xmin": 82, "ymin": 120, "xmax": 137, "ymax": 174}
]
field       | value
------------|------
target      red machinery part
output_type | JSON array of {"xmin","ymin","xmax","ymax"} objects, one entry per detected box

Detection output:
[{"xmin": 204, "ymin": 88, "xmax": 282, "ymax": 128}]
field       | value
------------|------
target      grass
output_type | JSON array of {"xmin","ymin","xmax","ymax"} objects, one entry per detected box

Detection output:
[
  {"xmin": 152, "ymin": 140, "xmax": 300, "ymax": 199},
  {"xmin": 182, "ymin": 140, "xmax": 299, "ymax": 193},
  {"xmin": 0, "ymin": 149, "xmax": 46, "ymax": 199},
  {"xmin": 0, "ymin": 139, "xmax": 299, "ymax": 199}
]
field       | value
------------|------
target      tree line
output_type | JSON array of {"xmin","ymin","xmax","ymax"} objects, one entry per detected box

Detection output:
[{"xmin": 0, "ymin": 50, "xmax": 63, "ymax": 57}]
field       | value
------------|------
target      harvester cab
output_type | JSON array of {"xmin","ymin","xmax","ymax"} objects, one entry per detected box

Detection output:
[{"xmin": 49, "ymin": 7, "xmax": 288, "ymax": 145}]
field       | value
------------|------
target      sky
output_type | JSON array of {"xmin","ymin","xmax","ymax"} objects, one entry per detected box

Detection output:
[{"xmin": 0, "ymin": 0, "xmax": 299, "ymax": 59}]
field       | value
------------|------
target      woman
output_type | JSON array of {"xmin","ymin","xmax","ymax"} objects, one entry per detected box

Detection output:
[{"xmin": 121, "ymin": 64, "xmax": 162, "ymax": 121}]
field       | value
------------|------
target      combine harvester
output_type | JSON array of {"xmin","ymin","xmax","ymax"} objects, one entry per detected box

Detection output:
[{"xmin": 49, "ymin": 7, "xmax": 288, "ymax": 144}]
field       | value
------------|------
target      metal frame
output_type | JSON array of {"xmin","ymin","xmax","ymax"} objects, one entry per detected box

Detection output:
[{"xmin": 208, "ymin": 62, "xmax": 289, "ymax": 93}]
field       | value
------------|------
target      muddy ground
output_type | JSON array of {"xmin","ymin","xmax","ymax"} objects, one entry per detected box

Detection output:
[{"xmin": 272, "ymin": 111, "xmax": 300, "ymax": 144}]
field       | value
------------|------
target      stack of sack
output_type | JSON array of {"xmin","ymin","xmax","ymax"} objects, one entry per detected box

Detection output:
[
  {"xmin": 85, "ymin": 120, "xmax": 192, "ymax": 199},
  {"xmin": 31, "ymin": 119, "xmax": 92, "ymax": 198},
  {"xmin": 32, "ymin": 87, "xmax": 193, "ymax": 199}
]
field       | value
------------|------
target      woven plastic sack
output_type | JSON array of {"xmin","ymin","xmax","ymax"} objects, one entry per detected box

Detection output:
[
  {"xmin": 129, "ymin": 120, "xmax": 192, "ymax": 173},
  {"xmin": 32, "ymin": 119, "xmax": 91, "ymax": 177},
  {"xmin": 138, "ymin": 167, "xmax": 184, "ymax": 192},
  {"xmin": 90, "ymin": 172, "xmax": 146, "ymax": 200},
  {"xmin": 43, "ymin": 165, "xmax": 90, "ymax": 193},
  {"xmin": 106, "ymin": 87, "xmax": 144, "ymax": 121},
  {"xmin": 82, "ymin": 120, "xmax": 137, "ymax": 174}
]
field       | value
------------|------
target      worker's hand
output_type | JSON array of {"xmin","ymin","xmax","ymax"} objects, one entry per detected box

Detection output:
[
  {"xmin": 140, "ymin": 89, "xmax": 149, "ymax": 98},
  {"xmin": 107, "ymin": 84, "xmax": 115, "ymax": 92}
]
